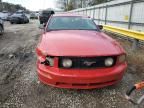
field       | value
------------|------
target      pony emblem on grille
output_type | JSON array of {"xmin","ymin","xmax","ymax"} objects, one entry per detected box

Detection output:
[{"xmin": 83, "ymin": 61, "xmax": 96, "ymax": 66}]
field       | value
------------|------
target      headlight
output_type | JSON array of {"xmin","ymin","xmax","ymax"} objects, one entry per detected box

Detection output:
[
  {"xmin": 118, "ymin": 54, "xmax": 126, "ymax": 63},
  {"xmin": 62, "ymin": 59, "xmax": 72, "ymax": 68},
  {"xmin": 105, "ymin": 58, "xmax": 114, "ymax": 67},
  {"xmin": 46, "ymin": 56, "xmax": 54, "ymax": 66}
]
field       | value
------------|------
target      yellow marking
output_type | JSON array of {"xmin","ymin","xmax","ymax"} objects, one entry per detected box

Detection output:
[
  {"xmin": 124, "ymin": 15, "xmax": 129, "ymax": 21},
  {"xmin": 103, "ymin": 25, "xmax": 144, "ymax": 40}
]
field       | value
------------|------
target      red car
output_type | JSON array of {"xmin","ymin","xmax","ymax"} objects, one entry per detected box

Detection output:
[{"xmin": 36, "ymin": 14, "xmax": 127, "ymax": 89}]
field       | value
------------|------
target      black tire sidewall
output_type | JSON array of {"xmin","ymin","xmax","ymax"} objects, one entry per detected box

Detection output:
[{"xmin": 0, "ymin": 25, "xmax": 4, "ymax": 35}]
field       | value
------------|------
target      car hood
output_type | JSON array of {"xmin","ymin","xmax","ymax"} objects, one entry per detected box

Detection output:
[
  {"xmin": 11, "ymin": 15, "xmax": 21, "ymax": 18},
  {"xmin": 38, "ymin": 30, "xmax": 124, "ymax": 56}
]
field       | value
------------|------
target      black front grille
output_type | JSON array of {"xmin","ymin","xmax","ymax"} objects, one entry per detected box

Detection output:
[
  {"xmin": 59, "ymin": 56, "xmax": 117, "ymax": 69},
  {"xmin": 12, "ymin": 17, "xmax": 18, "ymax": 19}
]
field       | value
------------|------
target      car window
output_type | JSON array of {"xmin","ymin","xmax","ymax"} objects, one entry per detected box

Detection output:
[
  {"xmin": 42, "ymin": 11, "xmax": 50, "ymax": 15},
  {"xmin": 48, "ymin": 16, "xmax": 98, "ymax": 31},
  {"xmin": 12, "ymin": 13, "xmax": 22, "ymax": 16}
]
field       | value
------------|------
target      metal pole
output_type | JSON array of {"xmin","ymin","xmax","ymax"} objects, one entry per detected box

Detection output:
[
  {"xmin": 132, "ymin": 39, "xmax": 139, "ymax": 50},
  {"xmin": 98, "ymin": 7, "xmax": 100, "ymax": 25},
  {"xmin": 128, "ymin": 0, "xmax": 134, "ymax": 29},
  {"xmin": 93, "ymin": 7, "xmax": 95, "ymax": 19},
  {"xmin": 105, "ymin": 5, "xmax": 108, "ymax": 25},
  {"xmin": 64, "ymin": 0, "xmax": 68, "ymax": 11},
  {"xmin": 89, "ymin": 9, "xmax": 91, "ymax": 17},
  {"xmin": 86, "ymin": 8, "xmax": 87, "ymax": 16},
  {"xmin": 81, "ymin": 0, "xmax": 83, "ymax": 8},
  {"xmin": 66, "ymin": 0, "xmax": 68, "ymax": 11}
]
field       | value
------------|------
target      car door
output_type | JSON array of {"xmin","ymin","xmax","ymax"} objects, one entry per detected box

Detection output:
[
  {"xmin": 24, "ymin": 15, "xmax": 28, "ymax": 21},
  {"xmin": 22, "ymin": 14, "xmax": 26, "ymax": 22},
  {"xmin": 0, "ymin": 18, "xmax": 4, "ymax": 35}
]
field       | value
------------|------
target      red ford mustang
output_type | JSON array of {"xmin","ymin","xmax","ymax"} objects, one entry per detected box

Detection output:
[{"xmin": 36, "ymin": 14, "xmax": 127, "ymax": 89}]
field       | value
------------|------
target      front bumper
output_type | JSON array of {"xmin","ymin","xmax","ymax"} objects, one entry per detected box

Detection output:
[
  {"xmin": 10, "ymin": 18, "xmax": 22, "ymax": 23},
  {"xmin": 37, "ymin": 61, "xmax": 127, "ymax": 89}
]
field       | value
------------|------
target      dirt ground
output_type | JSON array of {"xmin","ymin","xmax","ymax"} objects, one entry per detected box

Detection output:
[{"xmin": 0, "ymin": 20, "xmax": 144, "ymax": 108}]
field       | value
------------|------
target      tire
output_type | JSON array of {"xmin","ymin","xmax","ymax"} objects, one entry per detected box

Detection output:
[
  {"xmin": 18, "ymin": 19, "xmax": 23, "ymax": 24},
  {"xmin": 0, "ymin": 25, "xmax": 4, "ymax": 35},
  {"xmin": 10, "ymin": 22, "xmax": 14, "ymax": 24},
  {"xmin": 40, "ymin": 21, "xmax": 43, "ymax": 24},
  {"xmin": 27, "ymin": 20, "xmax": 29, "ymax": 23},
  {"xmin": 23, "ymin": 20, "xmax": 26, "ymax": 24},
  {"xmin": 20, "ymin": 20, "xmax": 24, "ymax": 24}
]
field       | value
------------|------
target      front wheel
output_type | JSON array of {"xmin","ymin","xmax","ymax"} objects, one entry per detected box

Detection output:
[
  {"xmin": 26, "ymin": 19, "xmax": 29, "ymax": 23},
  {"xmin": 40, "ymin": 21, "xmax": 43, "ymax": 24},
  {"xmin": 20, "ymin": 20, "xmax": 24, "ymax": 24},
  {"xmin": 10, "ymin": 22, "xmax": 14, "ymax": 24},
  {"xmin": 0, "ymin": 25, "xmax": 4, "ymax": 35}
]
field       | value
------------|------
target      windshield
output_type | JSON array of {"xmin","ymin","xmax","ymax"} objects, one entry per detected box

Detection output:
[
  {"xmin": 12, "ymin": 13, "xmax": 22, "ymax": 17},
  {"xmin": 48, "ymin": 16, "xmax": 98, "ymax": 31}
]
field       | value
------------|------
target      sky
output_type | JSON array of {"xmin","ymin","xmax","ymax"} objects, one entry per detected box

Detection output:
[{"xmin": 3, "ymin": 0, "xmax": 59, "ymax": 11}]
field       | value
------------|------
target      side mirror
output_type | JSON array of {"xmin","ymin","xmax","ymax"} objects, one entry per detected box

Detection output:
[
  {"xmin": 51, "ymin": 11, "xmax": 55, "ymax": 14},
  {"xmin": 39, "ymin": 24, "xmax": 44, "ymax": 29},
  {"xmin": 98, "ymin": 25, "xmax": 103, "ymax": 30}
]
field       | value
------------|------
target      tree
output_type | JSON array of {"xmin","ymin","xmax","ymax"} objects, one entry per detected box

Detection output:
[
  {"xmin": 0, "ymin": 2, "xmax": 27, "ymax": 12},
  {"xmin": 88, "ymin": 0, "xmax": 113, "ymax": 6},
  {"xmin": 56, "ymin": 0, "xmax": 68, "ymax": 11},
  {"xmin": 67, "ymin": 0, "xmax": 74, "ymax": 10},
  {"xmin": 56, "ymin": 0, "xmax": 113, "ymax": 11}
]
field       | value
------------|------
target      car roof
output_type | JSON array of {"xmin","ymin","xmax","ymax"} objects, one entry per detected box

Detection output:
[{"xmin": 53, "ymin": 13, "xmax": 89, "ymax": 18}]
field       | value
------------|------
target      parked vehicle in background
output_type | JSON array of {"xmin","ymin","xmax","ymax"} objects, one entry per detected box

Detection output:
[
  {"xmin": 36, "ymin": 14, "xmax": 127, "ymax": 89},
  {"xmin": 30, "ymin": 13, "xmax": 38, "ymax": 19},
  {"xmin": 7, "ymin": 14, "xmax": 13, "ymax": 21},
  {"xmin": 0, "ymin": 11, "xmax": 10, "ymax": 21},
  {"xmin": 15, "ymin": 10, "xmax": 25, "ymax": 14},
  {"xmin": 0, "ymin": 12, "xmax": 4, "ymax": 19},
  {"xmin": 35, "ymin": 11, "xmax": 39, "ymax": 17},
  {"xmin": 0, "ymin": 18, "xmax": 4, "ymax": 35},
  {"xmin": 39, "ymin": 10, "xmax": 55, "ymax": 24},
  {"xmin": 10, "ymin": 13, "xmax": 29, "ymax": 24}
]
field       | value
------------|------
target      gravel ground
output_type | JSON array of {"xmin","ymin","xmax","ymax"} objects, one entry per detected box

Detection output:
[{"xmin": 0, "ymin": 20, "xmax": 144, "ymax": 108}]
